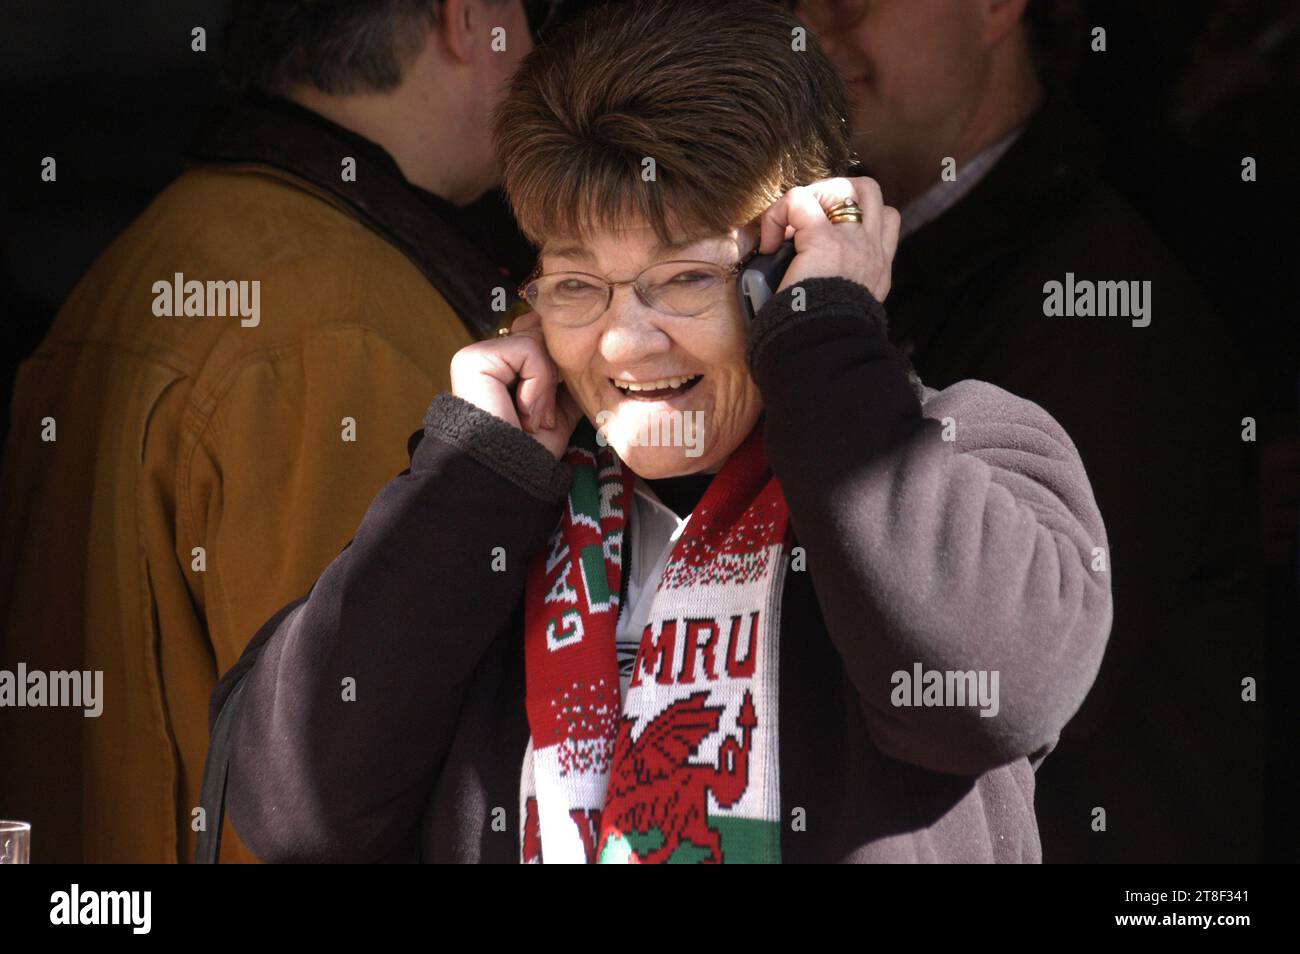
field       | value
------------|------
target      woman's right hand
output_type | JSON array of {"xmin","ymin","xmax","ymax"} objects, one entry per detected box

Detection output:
[
  {"xmin": 449, "ymin": 312, "xmax": 584, "ymax": 460},
  {"xmin": 758, "ymin": 176, "xmax": 900, "ymax": 302}
]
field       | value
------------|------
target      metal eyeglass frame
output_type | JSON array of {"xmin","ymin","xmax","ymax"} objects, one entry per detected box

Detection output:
[{"xmin": 517, "ymin": 247, "xmax": 761, "ymax": 326}]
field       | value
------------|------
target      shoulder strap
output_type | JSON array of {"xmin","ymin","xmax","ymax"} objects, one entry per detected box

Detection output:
[{"xmin": 195, "ymin": 674, "xmax": 250, "ymax": 864}]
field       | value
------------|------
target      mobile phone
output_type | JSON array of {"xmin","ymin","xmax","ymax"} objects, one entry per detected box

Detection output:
[{"xmin": 737, "ymin": 240, "xmax": 796, "ymax": 322}]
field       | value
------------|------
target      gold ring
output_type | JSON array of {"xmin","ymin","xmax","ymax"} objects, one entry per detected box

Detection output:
[
  {"xmin": 825, "ymin": 199, "xmax": 863, "ymax": 222},
  {"xmin": 825, "ymin": 198, "xmax": 863, "ymax": 224},
  {"xmin": 497, "ymin": 327, "xmax": 511, "ymax": 337}
]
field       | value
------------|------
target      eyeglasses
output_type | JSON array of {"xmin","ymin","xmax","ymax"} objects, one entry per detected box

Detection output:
[
  {"xmin": 795, "ymin": 0, "xmax": 870, "ymax": 31},
  {"xmin": 518, "ymin": 249, "xmax": 759, "ymax": 328}
]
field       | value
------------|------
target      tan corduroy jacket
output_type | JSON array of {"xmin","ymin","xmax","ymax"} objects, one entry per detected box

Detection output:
[{"xmin": 0, "ymin": 96, "xmax": 515, "ymax": 862}]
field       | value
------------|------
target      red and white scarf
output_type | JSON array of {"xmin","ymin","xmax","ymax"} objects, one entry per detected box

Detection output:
[{"xmin": 520, "ymin": 422, "xmax": 790, "ymax": 863}]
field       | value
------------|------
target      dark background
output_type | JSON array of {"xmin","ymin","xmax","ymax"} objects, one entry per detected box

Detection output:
[
  {"xmin": 3, "ymin": 0, "xmax": 1296, "ymax": 424},
  {"xmin": 1, "ymin": 0, "xmax": 1297, "ymax": 859}
]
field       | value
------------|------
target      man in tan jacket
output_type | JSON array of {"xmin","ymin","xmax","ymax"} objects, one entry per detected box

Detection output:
[{"xmin": 0, "ymin": 0, "xmax": 540, "ymax": 863}]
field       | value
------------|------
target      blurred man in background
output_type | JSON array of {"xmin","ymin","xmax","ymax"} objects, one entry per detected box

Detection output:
[
  {"xmin": 0, "ymin": 0, "xmax": 550, "ymax": 862},
  {"xmin": 797, "ymin": 0, "xmax": 1267, "ymax": 862}
]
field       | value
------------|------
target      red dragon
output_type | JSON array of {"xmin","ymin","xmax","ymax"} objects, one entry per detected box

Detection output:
[{"xmin": 599, "ymin": 689, "xmax": 758, "ymax": 863}]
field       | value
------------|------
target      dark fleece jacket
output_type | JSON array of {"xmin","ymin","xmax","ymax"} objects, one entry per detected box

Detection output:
[
  {"xmin": 212, "ymin": 277, "xmax": 1112, "ymax": 863},
  {"xmin": 886, "ymin": 98, "xmax": 1265, "ymax": 862}
]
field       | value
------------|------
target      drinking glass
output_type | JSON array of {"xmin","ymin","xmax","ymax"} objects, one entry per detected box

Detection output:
[{"xmin": 0, "ymin": 821, "xmax": 31, "ymax": 863}]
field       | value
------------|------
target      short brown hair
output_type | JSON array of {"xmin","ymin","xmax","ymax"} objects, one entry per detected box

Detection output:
[{"xmin": 495, "ymin": 0, "xmax": 855, "ymax": 247}]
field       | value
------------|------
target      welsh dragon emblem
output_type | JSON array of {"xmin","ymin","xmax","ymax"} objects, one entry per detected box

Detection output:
[{"xmin": 598, "ymin": 689, "xmax": 758, "ymax": 863}]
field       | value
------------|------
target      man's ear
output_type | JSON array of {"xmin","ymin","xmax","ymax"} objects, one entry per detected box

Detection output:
[
  {"xmin": 982, "ymin": 0, "xmax": 1032, "ymax": 45},
  {"xmin": 438, "ymin": 0, "xmax": 477, "ymax": 65}
]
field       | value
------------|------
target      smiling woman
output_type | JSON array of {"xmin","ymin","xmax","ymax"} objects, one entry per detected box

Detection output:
[
  {"xmin": 210, "ymin": 0, "xmax": 1113, "ymax": 865},
  {"xmin": 479, "ymin": 0, "xmax": 858, "ymax": 477},
  {"xmin": 484, "ymin": 224, "xmax": 767, "ymax": 477}
]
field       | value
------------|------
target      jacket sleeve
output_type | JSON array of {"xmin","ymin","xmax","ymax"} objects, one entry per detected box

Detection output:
[
  {"xmin": 214, "ymin": 392, "xmax": 571, "ymax": 862},
  {"xmin": 749, "ymin": 277, "xmax": 1113, "ymax": 776},
  {"xmin": 176, "ymin": 325, "xmax": 466, "ymax": 863}
]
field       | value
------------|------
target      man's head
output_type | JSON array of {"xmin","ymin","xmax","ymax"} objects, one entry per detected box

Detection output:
[
  {"xmin": 222, "ymin": 0, "xmax": 541, "ymax": 202},
  {"xmin": 495, "ymin": 0, "xmax": 852, "ymax": 475},
  {"xmin": 795, "ymin": 0, "xmax": 1043, "ymax": 206}
]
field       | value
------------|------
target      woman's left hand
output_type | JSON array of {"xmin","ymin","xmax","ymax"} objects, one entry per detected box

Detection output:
[{"xmin": 757, "ymin": 176, "xmax": 901, "ymax": 302}]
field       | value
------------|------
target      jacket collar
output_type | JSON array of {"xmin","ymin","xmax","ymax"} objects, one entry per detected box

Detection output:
[
  {"xmin": 887, "ymin": 97, "xmax": 1106, "ymax": 334},
  {"xmin": 185, "ymin": 94, "xmax": 510, "ymax": 338}
]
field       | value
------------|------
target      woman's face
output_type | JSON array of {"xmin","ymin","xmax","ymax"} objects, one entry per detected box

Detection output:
[{"xmin": 539, "ymin": 221, "xmax": 764, "ymax": 478}]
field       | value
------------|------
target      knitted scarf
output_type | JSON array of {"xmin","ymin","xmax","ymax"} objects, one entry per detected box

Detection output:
[{"xmin": 519, "ymin": 421, "xmax": 790, "ymax": 863}]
